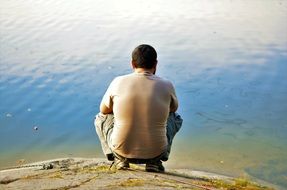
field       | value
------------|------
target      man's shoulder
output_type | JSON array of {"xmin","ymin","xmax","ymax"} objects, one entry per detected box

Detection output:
[
  {"xmin": 112, "ymin": 73, "xmax": 174, "ymax": 88},
  {"xmin": 153, "ymin": 75, "xmax": 174, "ymax": 87},
  {"xmin": 112, "ymin": 73, "xmax": 133, "ymax": 82}
]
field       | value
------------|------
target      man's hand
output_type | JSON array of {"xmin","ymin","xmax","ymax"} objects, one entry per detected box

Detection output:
[
  {"xmin": 169, "ymin": 97, "xmax": 178, "ymax": 113},
  {"xmin": 100, "ymin": 103, "xmax": 113, "ymax": 114}
]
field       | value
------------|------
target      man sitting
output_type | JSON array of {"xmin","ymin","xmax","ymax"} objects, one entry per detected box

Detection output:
[{"xmin": 94, "ymin": 44, "xmax": 182, "ymax": 172}]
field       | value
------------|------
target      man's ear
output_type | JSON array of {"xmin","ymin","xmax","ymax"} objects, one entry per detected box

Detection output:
[
  {"xmin": 154, "ymin": 60, "xmax": 158, "ymax": 69},
  {"xmin": 131, "ymin": 60, "xmax": 137, "ymax": 69},
  {"xmin": 153, "ymin": 60, "xmax": 158, "ymax": 74}
]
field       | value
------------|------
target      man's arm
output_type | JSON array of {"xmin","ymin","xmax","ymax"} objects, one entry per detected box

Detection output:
[
  {"xmin": 169, "ymin": 83, "xmax": 178, "ymax": 113},
  {"xmin": 100, "ymin": 79, "xmax": 115, "ymax": 114},
  {"xmin": 170, "ymin": 97, "xmax": 178, "ymax": 112}
]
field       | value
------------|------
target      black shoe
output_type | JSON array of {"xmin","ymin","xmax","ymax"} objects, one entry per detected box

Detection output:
[
  {"xmin": 160, "ymin": 152, "xmax": 169, "ymax": 161},
  {"xmin": 106, "ymin": 153, "xmax": 115, "ymax": 161},
  {"xmin": 145, "ymin": 161, "xmax": 165, "ymax": 173}
]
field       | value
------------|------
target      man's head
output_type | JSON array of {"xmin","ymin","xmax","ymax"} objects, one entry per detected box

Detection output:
[{"xmin": 132, "ymin": 44, "xmax": 157, "ymax": 69}]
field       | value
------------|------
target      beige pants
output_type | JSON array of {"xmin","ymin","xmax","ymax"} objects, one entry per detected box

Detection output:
[{"xmin": 94, "ymin": 112, "xmax": 183, "ymax": 161}]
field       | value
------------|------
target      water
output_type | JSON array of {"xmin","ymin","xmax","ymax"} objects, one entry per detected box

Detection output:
[{"xmin": 0, "ymin": 0, "xmax": 287, "ymax": 188}]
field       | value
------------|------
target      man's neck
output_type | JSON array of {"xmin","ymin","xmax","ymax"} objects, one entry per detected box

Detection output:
[{"xmin": 134, "ymin": 68, "xmax": 155, "ymax": 75}]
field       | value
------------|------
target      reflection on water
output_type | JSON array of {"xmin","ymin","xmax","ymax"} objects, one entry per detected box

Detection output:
[{"xmin": 0, "ymin": 0, "xmax": 286, "ymax": 188}]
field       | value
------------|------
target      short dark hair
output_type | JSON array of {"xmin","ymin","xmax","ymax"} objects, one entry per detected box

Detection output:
[{"xmin": 132, "ymin": 44, "xmax": 157, "ymax": 69}]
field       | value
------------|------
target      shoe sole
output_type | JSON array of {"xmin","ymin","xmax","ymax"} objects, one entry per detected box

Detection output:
[{"xmin": 145, "ymin": 166, "xmax": 164, "ymax": 173}]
